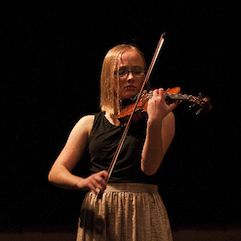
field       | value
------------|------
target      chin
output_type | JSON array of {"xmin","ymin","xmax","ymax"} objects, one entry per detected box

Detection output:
[
  {"xmin": 121, "ymin": 91, "xmax": 138, "ymax": 100},
  {"xmin": 122, "ymin": 94, "xmax": 136, "ymax": 100}
]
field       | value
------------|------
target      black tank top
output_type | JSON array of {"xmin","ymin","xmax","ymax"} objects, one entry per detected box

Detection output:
[{"xmin": 88, "ymin": 112, "xmax": 159, "ymax": 184}]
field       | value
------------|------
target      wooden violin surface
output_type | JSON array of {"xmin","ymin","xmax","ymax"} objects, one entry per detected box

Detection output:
[{"xmin": 118, "ymin": 87, "xmax": 212, "ymax": 125}]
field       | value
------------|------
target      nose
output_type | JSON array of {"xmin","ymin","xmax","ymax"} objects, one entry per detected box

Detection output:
[{"xmin": 126, "ymin": 71, "xmax": 134, "ymax": 82}]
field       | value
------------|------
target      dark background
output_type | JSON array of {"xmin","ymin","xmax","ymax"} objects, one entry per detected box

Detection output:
[{"xmin": 2, "ymin": 1, "xmax": 240, "ymax": 229}]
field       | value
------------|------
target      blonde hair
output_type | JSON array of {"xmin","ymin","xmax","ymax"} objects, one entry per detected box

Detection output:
[{"xmin": 100, "ymin": 44, "xmax": 147, "ymax": 116}]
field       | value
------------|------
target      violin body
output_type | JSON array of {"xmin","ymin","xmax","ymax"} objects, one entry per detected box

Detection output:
[{"xmin": 118, "ymin": 87, "xmax": 212, "ymax": 125}]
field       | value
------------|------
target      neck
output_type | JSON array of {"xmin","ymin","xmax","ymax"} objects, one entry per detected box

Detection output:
[{"xmin": 105, "ymin": 112, "xmax": 120, "ymax": 126}]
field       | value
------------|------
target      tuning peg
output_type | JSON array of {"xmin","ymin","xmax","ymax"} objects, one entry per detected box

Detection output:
[
  {"xmin": 188, "ymin": 103, "xmax": 197, "ymax": 112},
  {"xmin": 195, "ymin": 107, "xmax": 204, "ymax": 115},
  {"xmin": 198, "ymin": 92, "xmax": 205, "ymax": 99},
  {"xmin": 188, "ymin": 103, "xmax": 203, "ymax": 115}
]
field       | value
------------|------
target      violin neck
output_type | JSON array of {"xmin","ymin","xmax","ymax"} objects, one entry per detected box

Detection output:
[
  {"xmin": 164, "ymin": 93, "xmax": 192, "ymax": 101},
  {"xmin": 142, "ymin": 90, "xmax": 192, "ymax": 101}
]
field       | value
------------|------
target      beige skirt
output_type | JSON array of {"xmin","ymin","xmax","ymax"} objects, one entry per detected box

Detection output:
[{"xmin": 76, "ymin": 183, "xmax": 173, "ymax": 241}]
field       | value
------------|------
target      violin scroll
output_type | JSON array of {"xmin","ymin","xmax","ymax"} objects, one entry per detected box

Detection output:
[{"xmin": 188, "ymin": 92, "xmax": 212, "ymax": 115}]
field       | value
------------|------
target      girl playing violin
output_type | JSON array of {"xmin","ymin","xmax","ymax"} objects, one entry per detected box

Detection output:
[{"xmin": 48, "ymin": 44, "xmax": 178, "ymax": 240}]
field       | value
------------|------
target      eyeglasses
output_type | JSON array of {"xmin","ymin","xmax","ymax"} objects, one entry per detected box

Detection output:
[{"xmin": 114, "ymin": 67, "xmax": 146, "ymax": 78}]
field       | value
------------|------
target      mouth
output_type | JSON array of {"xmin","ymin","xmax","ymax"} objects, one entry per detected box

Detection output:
[{"xmin": 124, "ymin": 85, "xmax": 136, "ymax": 90}]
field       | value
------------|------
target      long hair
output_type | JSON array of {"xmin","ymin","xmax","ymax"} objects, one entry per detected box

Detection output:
[{"xmin": 100, "ymin": 44, "xmax": 148, "ymax": 116}]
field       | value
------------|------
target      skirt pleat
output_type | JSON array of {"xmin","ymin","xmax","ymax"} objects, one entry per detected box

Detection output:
[{"xmin": 76, "ymin": 183, "xmax": 173, "ymax": 241}]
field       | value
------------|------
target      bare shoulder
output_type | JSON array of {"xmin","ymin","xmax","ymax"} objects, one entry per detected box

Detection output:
[
  {"xmin": 73, "ymin": 115, "xmax": 95, "ymax": 137},
  {"xmin": 63, "ymin": 114, "xmax": 95, "ymax": 152},
  {"xmin": 51, "ymin": 115, "xmax": 95, "ymax": 172}
]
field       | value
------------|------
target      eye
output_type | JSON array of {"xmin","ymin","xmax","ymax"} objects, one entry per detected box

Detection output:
[
  {"xmin": 133, "ymin": 69, "xmax": 142, "ymax": 75},
  {"xmin": 132, "ymin": 67, "xmax": 145, "ymax": 76},
  {"xmin": 114, "ymin": 69, "xmax": 126, "ymax": 76},
  {"xmin": 119, "ymin": 69, "xmax": 127, "ymax": 76}
]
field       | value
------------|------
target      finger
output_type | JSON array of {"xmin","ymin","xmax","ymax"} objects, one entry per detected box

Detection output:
[
  {"xmin": 95, "ymin": 187, "xmax": 101, "ymax": 195},
  {"xmin": 89, "ymin": 182, "xmax": 99, "ymax": 194},
  {"xmin": 86, "ymin": 176, "xmax": 102, "ymax": 194},
  {"xmin": 91, "ymin": 181, "xmax": 104, "ymax": 195},
  {"xmin": 99, "ymin": 170, "xmax": 109, "ymax": 182},
  {"xmin": 158, "ymin": 88, "xmax": 164, "ymax": 95},
  {"xmin": 152, "ymin": 89, "xmax": 159, "ymax": 97},
  {"xmin": 95, "ymin": 182, "xmax": 106, "ymax": 195},
  {"xmin": 96, "ymin": 180, "xmax": 106, "ymax": 192},
  {"xmin": 94, "ymin": 178, "xmax": 107, "ymax": 192},
  {"xmin": 168, "ymin": 101, "xmax": 178, "ymax": 111},
  {"xmin": 159, "ymin": 88, "xmax": 166, "ymax": 101}
]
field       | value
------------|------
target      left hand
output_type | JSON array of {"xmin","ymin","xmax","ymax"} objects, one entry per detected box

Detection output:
[{"xmin": 147, "ymin": 88, "xmax": 178, "ymax": 122}]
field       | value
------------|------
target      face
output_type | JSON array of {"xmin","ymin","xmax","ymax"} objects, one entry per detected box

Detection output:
[{"xmin": 115, "ymin": 49, "xmax": 145, "ymax": 100}]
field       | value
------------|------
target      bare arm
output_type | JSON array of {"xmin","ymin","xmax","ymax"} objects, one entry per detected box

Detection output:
[
  {"xmin": 141, "ymin": 88, "xmax": 177, "ymax": 175},
  {"xmin": 48, "ymin": 115, "xmax": 108, "ymax": 193}
]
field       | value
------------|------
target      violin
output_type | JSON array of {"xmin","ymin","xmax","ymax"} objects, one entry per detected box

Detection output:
[{"xmin": 117, "ymin": 87, "xmax": 212, "ymax": 125}]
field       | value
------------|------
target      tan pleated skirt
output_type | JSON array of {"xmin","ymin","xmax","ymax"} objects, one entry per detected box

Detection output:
[{"xmin": 76, "ymin": 183, "xmax": 173, "ymax": 241}]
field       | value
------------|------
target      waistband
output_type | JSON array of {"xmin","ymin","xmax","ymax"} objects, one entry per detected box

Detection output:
[{"xmin": 106, "ymin": 183, "xmax": 158, "ymax": 193}]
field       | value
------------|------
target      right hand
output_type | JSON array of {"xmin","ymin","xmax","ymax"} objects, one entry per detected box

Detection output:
[{"xmin": 77, "ymin": 170, "xmax": 109, "ymax": 194}]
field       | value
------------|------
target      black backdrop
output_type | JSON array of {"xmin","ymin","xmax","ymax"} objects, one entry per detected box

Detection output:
[{"xmin": 2, "ymin": 1, "xmax": 240, "ymax": 228}]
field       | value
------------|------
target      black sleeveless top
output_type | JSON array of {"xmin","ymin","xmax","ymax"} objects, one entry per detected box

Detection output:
[{"xmin": 88, "ymin": 112, "xmax": 159, "ymax": 184}]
